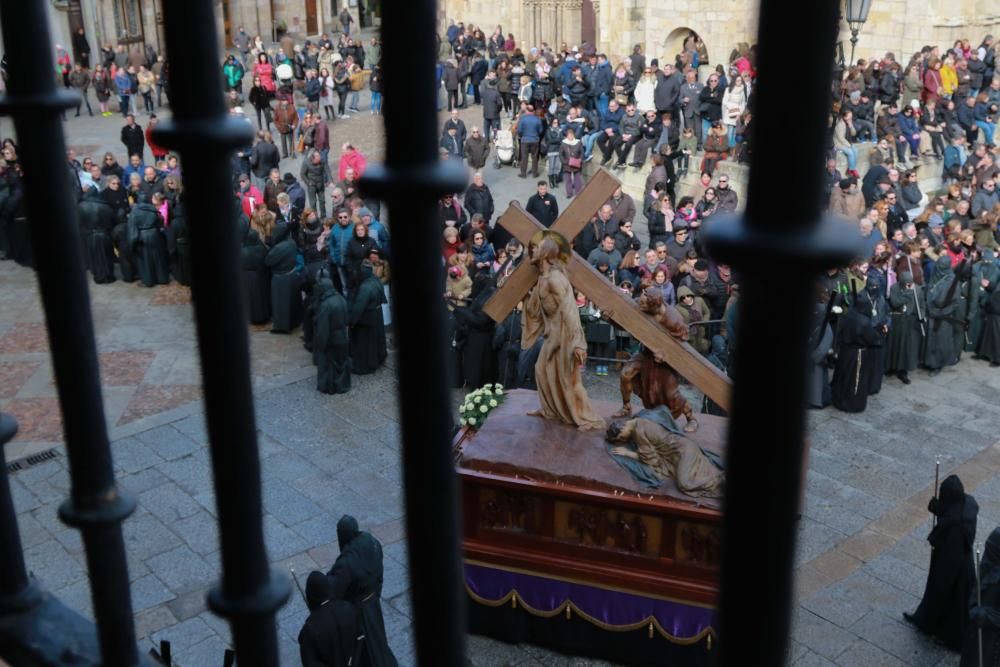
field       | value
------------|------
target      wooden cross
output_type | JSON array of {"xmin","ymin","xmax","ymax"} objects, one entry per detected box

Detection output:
[{"xmin": 484, "ymin": 168, "xmax": 732, "ymax": 411}]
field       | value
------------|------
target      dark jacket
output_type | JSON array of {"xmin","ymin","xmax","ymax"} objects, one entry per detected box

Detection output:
[
  {"xmin": 654, "ymin": 70, "xmax": 682, "ymax": 111},
  {"xmin": 463, "ymin": 183, "xmax": 495, "ymax": 222},
  {"xmin": 250, "ymin": 141, "xmax": 280, "ymax": 179},
  {"xmin": 526, "ymin": 192, "xmax": 559, "ymax": 228},
  {"xmin": 698, "ymin": 84, "xmax": 724, "ymax": 122},
  {"xmin": 120, "ymin": 123, "xmax": 145, "ymax": 159}
]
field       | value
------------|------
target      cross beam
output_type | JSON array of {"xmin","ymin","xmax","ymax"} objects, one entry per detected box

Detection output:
[{"xmin": 484, "ymin": 168, "xmax": 732, "ymax": 411}]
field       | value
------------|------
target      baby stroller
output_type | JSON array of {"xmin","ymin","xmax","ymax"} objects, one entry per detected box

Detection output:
[{"xmin": 493, "ymin": 119, "xmax": 516, "ymax": 169}]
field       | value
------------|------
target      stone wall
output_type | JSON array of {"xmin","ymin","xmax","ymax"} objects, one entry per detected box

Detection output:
[{"xmin": 432, "ymin": 0, "xmax": 1000, "ymax": 72}]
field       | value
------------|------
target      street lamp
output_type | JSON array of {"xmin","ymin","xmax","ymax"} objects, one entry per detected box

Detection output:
[{"xmin": 844, "ymin": 0, "xmax": 872, "ymax": 66}]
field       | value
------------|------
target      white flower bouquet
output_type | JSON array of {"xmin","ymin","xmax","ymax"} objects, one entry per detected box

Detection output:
[{"xmin": 458, "ymin": 383, "xmax": 505, "ymax": 430}]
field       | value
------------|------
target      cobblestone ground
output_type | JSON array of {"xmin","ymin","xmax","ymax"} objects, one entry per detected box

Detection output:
[{"xmin": 5, "ymin": 42, "xmax": 1000, "ymax": 665}]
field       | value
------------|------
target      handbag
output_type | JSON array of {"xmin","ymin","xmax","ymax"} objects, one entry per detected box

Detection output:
[
  {"xmin": 295, "ymin": 135, "xmax": 306, "ymax": 154},
  {"xmin": 568, "ymin": 155, "xmax": 582, "ymax": 169}
]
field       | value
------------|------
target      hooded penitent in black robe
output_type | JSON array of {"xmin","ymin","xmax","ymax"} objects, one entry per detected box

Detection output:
[
  {"xmin": 808, "ymin": 301, "xmax": 834, "ymax": 409},
  {"xmin": 78, "ymin": 188, "xmax": 117, "ymax": 284},
  {"xmin": 348, "ymin": 264, "xmax": 387, "ymax": 375},
  {"xmin": 165, "ymin": 200, "xmax": 192, "ymax": 286},
  {"xmin": 327, "ymin": 516, "xmax": 399, "ymax": 667},
  {"xmin": 861, "ymin": 272, "xmax": 890, "ymax": 395},
  {"xmin": 886, "ymin": 279, "xmax": 925, "ymax": 376},
  {"xmin": 1, "ymin": 175, "xmax": 32, "ymax": 267},
  {"xmin": 977, "ymin": 282, "xmax": 1000, "ymax": 364},
  {"xmin": 454, "ymin": 274, "xmax": 498, "ymax": 389},
  {"xmin": 925, "ymin": 258, "xmax": 962, "ymax": 371},
  {"xmin": 493, "ymin": 308, "xmax": 523, "ymax": 389},
  {"xmin": 830, "ymin": 302, "xmax": 882, "ymax": 413},
  {"xmin": 908, "ymin": 475, "xmax": 978, "ymax": 651},
  {"xmin": 313, "ymin": 277, "xmax": 351, "ymax": 394},
  {"xmin": 265, "ymin": 224, "xmax": 302, "ymax": 333},
  {"xmin": 241, "ymin": 228, "xmax": 272, "ymax": 324},
  {"xmin": 299, "ymin": 571, "xmax": 359, "ymax": 667},
  {"xmin": 127, "ymin": 201, "xmax": 170, "ymax": 287},
  {"xmin": 960, "ymin": 528, "xmax": 1000, "ymax": 667},
  {"xmin": 969, "ymin": 253, "xmax": 1000, "ymax": 351}
]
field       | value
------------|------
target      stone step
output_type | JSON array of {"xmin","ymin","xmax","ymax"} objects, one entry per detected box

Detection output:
[{"xmin": 583, "ymin": 144, "xmax": 947, "ymax": 218}]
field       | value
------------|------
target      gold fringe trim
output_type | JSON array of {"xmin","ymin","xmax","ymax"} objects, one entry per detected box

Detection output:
[
  {"xmin": 464, "ymin": 559, "xmax": 716, "ymax": 610},
  {"xmin": 465, "ymin": 582, "xmax": 716, "ymax": 646}
]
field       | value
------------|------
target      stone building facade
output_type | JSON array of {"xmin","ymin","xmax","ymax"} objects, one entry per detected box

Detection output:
[
  {"xmin": 439, "ymin": 0, "xmax": 1000, "ymax": 71},
  {"xmin": 36, "ymin": 0, "xmax": 374, "ymax": 66}
]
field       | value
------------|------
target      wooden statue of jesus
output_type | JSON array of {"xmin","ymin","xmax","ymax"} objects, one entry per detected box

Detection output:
[{"xmin": 525, "ymin": 235, "xmax": 605, "ymax": 432}]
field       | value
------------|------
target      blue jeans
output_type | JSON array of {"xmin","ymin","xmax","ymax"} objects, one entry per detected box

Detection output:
[
  {"xmin": 119, "ymin": 94, "xmax": 129, "ymax": 117},
  {"xmin": 726, "ymin": 126, "xmax": 736, "ymax": 146},
  {"xmin": 596, "ymin": 93, "xmax": 609, "ymax": 117},
  {"xmin": 837, "ymin": 145, "xmax": 857, "ymax": 170},
  {"xmin": 349, "ymin": 91, "xmax": 359, "ymax": 110},
  {"xmin": 975, "ymin": 120, "xmax": 995, "ymax": 146},
  {"xmin": 582, "ymin": 132, "xmax": 599, "ymax": 159},
  {"xmin": 371, "ymin": 91, "xmax": 382, "ymax": 112}
]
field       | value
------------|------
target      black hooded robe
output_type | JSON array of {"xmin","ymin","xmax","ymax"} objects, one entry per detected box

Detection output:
[
  {"xmin": 348, "ymin": 267, "xmax": 388, "ymax": 375},
  {"xmin": 241, "ymin": 229, "xmax": 272, "ymax": 324},
  {"xmin": 165, "ymin": 201, "xmax": 192, "ymax": 286},
  {"xmin": 808, "ymin": 303, "xmax": 834, "ymax": 409},
  {"xmin": 299, "ymin": 571, "xmax": 359, "ymax": 667},
  {"xmin": 910, "ymin": 475, "xmax": 978, "ymax": 652},
  {"xmin": 313, "ymin": 278, "xmax": 352, "ymax": 394},
  {"xmin": 831, "ymin": 306, "xmax": 882, "ymax": 413},
  {"xmin": 925, "ymin": 265, "xmax": 961, "ymax": 371},
  {"xmin": 886, "ymin": 282, "xmax": 925, "ymax": 374},
  {"xmin": 960, "ymin": 528, "xmax": 1000, "ymax": 667},
  {"xmin": 860, "ymin": 277, "xmax": 890, "ymax": 395},
  {"xmin": 493, "ymin": 309, "xmax": 523, "ymax": 389},
  {"xmin": 265, "ymin": 227, "xmax": 303, "ymax": 333},
  {"xmin": 327, "ymin": 516, "xmax": 399, "ymax": 667},
  {"xmin": 78, "ymin": 189, "xmax": 117, "ymax": 284},
  {"xmin": 977, "ymin": 284, "xmax": 1000, "ymax": 364},
  {"xmin": 127, "ymin": 202, "xmax": 170, "ymax": 287},
  {"xmin": 968, "ymin": 258, "xmax": 999, "ymax": 351},
  {"xmin": 454, "ymin": 277, "xmax": 498, "ymax": 388}
]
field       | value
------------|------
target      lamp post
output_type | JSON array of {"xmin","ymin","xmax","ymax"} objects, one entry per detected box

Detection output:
[{"xmin": 844, "ymin": 0, "xmax": 872, "ymax": 66}]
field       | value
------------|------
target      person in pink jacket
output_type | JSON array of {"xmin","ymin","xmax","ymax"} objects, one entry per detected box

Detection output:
[{"xmin": 337, "ymin": 142, "xmax": 367, "ymax": 180}]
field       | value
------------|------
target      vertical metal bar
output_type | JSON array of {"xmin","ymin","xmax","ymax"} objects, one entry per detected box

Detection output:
[
  {"xmin": 361, "ymin": 0, "xmax": 469, "ymax": 664},
  {"xmin": 0, "ymin": 2, "xmax": 139, "ymax": 664},
  {"xmin": 0, "ymin": 415, "xmax": 35, "ymax": 607},
  {"xmin": 702, "ymin": 0, "xmax": 860, "ymax": 665},
  {"xmin": 152, "ymin": 1, "xmax": 290, "ymax": 664}
]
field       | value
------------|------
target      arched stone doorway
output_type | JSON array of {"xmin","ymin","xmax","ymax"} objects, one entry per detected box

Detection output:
[{"xmin": 663, "ymin": 27, "xmax": 709, "ymax": 68}]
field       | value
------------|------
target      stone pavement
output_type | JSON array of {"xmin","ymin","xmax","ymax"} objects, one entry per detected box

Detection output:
[{"xmin": 5, "ymin": 90, "xmax": 1000, "ymax": 666}]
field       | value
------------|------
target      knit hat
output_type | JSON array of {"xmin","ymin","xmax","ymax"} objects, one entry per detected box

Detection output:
[
  {"xmin": 849, "ymin": 90, "xmax": 861, "ymax": 102},
  {"xmin": 839, "ymin": 177, "xmax": 857, "ymax": 189},
  {"xmin": 357, "ymin": 207, "xmax": 372, "ymax": 219},
  {"xmin": 650, "ymin": 58, "xmax": 659, "ymax": 67}
]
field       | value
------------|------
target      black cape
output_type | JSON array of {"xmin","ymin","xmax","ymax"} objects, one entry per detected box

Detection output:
[
  {"xmin": 453, "ymin": 279, "xmax": 498, "ymax": 388},
  {"xmin": 493, "ymin": 309, "xmax": 523, "ymax": 389},
  {"xmin": 241, "ymin": 229, "xmax": 272, "ymax": 324},
  {"xmin": 127, "ymin": 202, "xmax": 169, "ymax": 287},
  {"xmin": 886, "ymin": 283, "xmax": 925, "ymax": 373},
  {"xmin": 265, "ymin": 227, "xmax": 302, "ymax": 333},
  {"xmin": 166, "ymin": 200, "xmax": 192, "ymax": 286},
  {"xmin": 977, "ymin": 283, "xmax": 1000, "ymax": 363},
  {"xmin": 808, "ymin": 303, "xmax": 834, "ymax": 409},
  {"xmin": 327, "ymin": 519, "xmax": 398, "ymax": 667},
  {"xmin": 830, "ymin": 305, "xmax": 881, "ymax": 413},
  {"xmin": 78, "ymin": 189, "xmax": 117, "ymax": 284},
  {"xmin": 299, "ymin": 571, "xmax": 359, "ymax": 667},
  {"xmin": 912, "ymin": 475, "xmax": 978, "ymax": 651},
  {"xmin": 925, "ymin": 267, "xmax": 961, "ymax": 370},
  {"xmin": 960, "ymin": 528, "xmax": 1000, "ymax": 667},
  {"xmin": 348, "ymin": 267, "xmax": 387, "ymax": 375},
  {"xmin": 313, "ymin": 278, "xmax": 352, "ymax": 394}
]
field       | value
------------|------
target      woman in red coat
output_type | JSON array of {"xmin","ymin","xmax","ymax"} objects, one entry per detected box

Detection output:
[
  {"xmin": 922, "ymin": 58, "xmax": 943, "ymax": 104},
  {"xmin": 252, "ymin": 53, "xmax": 275, "ymax": 93}
]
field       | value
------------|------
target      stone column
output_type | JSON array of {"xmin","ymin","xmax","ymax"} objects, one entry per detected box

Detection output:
[
  {"xmin": 591, "ymin": 0, "xmax": 600, "ymax": 51},
  {"xmin": 559, "ymin": 0, "xmax": 582, "ymax": 49}
]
